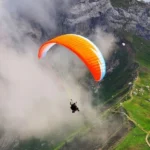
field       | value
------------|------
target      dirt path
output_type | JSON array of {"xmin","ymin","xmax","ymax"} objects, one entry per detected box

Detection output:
[
  {"xmin": 145, "ymin": 132, "xmax": 150, "ymax": 147},
  {"xmin": 112, "ymin": 109, "xmax": 150, "ymax": 148},
  {"xmin": 121, "ymin": 112, "xmax": 150, "ymax": 148}
]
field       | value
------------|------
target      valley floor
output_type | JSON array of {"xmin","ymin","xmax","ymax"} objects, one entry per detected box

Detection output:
[{"xmin": 114, "ymin": 34, "xmax": 150, "ymax": 150}]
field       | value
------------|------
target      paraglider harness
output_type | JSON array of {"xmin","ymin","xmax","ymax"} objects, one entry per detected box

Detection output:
[{"xmin": 70, "ymin": 99, "xmax": 79, "ymax": 113}]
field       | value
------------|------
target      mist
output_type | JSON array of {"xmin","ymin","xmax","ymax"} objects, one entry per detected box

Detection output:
[
  {"xmin": 90, "ymin": 28, "xmax": 117, "ymax": 60},
  {"xmin": 0, "ymin": 0, "xmax": 117, "ymax": 145}
]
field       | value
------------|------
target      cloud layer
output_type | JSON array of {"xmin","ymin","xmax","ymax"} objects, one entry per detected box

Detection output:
[{"xmin": 0, "ymin": 0, "xmax": 117, "ymax": 144}]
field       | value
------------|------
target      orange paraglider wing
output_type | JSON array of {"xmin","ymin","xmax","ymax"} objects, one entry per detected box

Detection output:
[{"xmin": 38, "ymin": 34, "xmax": 106, "ymax": 81}]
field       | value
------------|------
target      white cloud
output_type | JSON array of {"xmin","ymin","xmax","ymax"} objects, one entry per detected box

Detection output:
[{"xmin": 0, "ymin": 0, "xmax": 117, "ymax": 145}]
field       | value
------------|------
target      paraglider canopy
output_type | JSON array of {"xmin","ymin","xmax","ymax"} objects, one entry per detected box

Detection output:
[{"xmin": 38, "ymin": 34, "xmax": 106, "ymax": 82}]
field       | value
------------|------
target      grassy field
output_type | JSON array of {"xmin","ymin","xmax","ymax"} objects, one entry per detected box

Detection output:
[
  {"xmin": 115, "ymin": 127, "xmax": 149, "ymax": 150},
  {"xmin": 114, "ymin": 34, "xmax": 150, "ymax": 149}
]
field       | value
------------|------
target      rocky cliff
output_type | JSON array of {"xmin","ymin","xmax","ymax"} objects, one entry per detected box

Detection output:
[{"xmin": 62, "ymin": 0, "xmax": 150, "ymax": 39}]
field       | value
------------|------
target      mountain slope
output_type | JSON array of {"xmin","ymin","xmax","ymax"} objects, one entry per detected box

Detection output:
[
  {"xmin": 114, "ymin": 34, "xmax": 150, "ymax": 150},
  {"xmin": 63, "ymin": 0, "xmax": 150, "ymax": 39}
]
